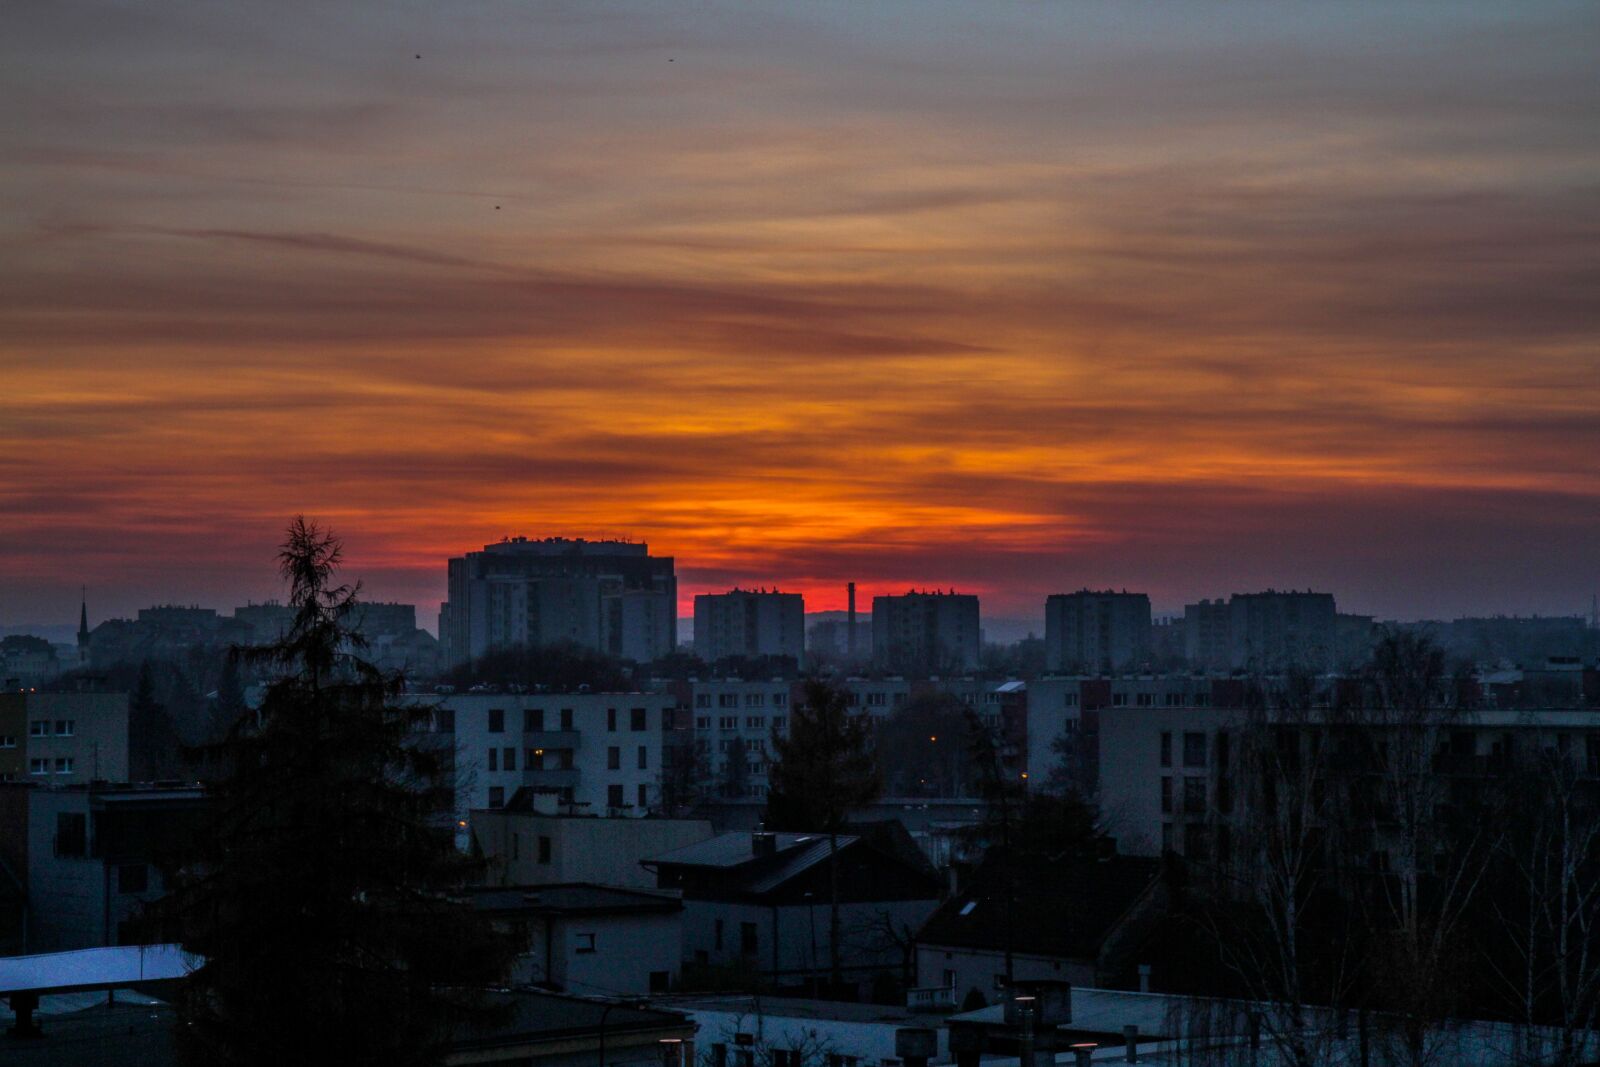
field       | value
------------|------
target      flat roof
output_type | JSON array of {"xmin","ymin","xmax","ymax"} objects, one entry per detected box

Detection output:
[{"xmin": 0, "ymin": 945, "xmax": 200, "ymax": 997}]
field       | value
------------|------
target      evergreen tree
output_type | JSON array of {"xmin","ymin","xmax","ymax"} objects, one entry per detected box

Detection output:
[
  {"xmin": 765, "ymin": 679, "xmax": 881, "ymax": 987},
  {"xmin": 210, "ymin": 655, "xmax": 248, "ymax": 741},
  {"xmin": 168, "ymin": 518, "xmax": 516, "ymax": 1066},
  {"xmin": 129, "ymin": 659, "xmax": 182, "ymax": 781},
  {"xmin": 721, "ymin": 735, "xmax": 750, "ymax": 799}
]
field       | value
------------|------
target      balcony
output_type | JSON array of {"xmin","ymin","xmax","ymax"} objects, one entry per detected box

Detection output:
[
  {"xmin": 522, "ymin": 768, "xmax": 580, "ymax": 789},
  {"xmin": 523, "ymin": 730, "xmax": 582, "ymax": 750}
]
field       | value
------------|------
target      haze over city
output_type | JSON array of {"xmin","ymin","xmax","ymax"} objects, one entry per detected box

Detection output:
[{"xmin": 3, "ymin": 1, "xmax": 1597, "ymax": 629}]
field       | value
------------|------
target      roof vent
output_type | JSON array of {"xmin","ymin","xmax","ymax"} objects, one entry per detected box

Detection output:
[{"xmin": 752, "ymin": 831, "xmax": 778, "ymax": 857}]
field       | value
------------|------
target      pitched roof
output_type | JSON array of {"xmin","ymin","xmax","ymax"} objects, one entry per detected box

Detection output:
[
  {"xmin": 916, "ymin": 854, "xmax": 1161, "ymax": 961},
  {"xmin": 645, "ymin": 831, "xmax": 852, "ymax": 870}
]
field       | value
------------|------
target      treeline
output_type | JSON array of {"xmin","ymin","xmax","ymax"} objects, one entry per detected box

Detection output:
[{"xmin": 1154, "ymin": 634, "xmax": 1600, "ymax": 1067}]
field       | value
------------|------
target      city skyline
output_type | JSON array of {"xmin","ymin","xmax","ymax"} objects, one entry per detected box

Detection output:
[{"xmin": 4, "ymin": 2, "xmax": 1597, "ymax": 629}]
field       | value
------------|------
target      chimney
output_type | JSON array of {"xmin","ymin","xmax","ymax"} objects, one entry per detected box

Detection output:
[
  {"xmin": 752, "ymin": 831, "xmax": 777, "ymax": 857},
  {"xmin": 847, "ymin": 583, "xmax": 857, "ymax": 657},
  {"xmin": 1137, "ymin": 963, "xmax": 1152, "ymax": 993}
]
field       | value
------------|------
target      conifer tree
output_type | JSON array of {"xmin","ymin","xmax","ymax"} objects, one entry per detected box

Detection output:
[
  {"xmin": 168, "ymin": 518, "xmax": 516, "ymax": 1066},
  {"xmin": 765, "ymin": 680, "xmax": 881, "ymax": 988}
]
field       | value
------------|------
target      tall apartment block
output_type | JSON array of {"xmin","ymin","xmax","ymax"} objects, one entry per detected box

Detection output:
[
  {"xmin": 440, "ymin": 537, "xmax": 677, "ymax": 666},
  {"xmin": 871, "ymin": 591, "xmax": 981, "ymax": 673},
  {"xmin": 692, "ymin": 589, "xmax": 805, "ymax": 664},
  {"xmin": 1044, "ymin": 590, "xmax": 1153, "ymax": 673},
  {"xmin": 1183, "ymin": 590, "xmax": 1338, "ymax": 672}
]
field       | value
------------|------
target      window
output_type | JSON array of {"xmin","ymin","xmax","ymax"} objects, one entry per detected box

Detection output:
[
  {"xmin": 560, "ymin": 708, "xmax": 573, "ymax": 730},
  {"xmin": 55, "ymin": 812, "xmax": 86, "ymax": 856},
  {"xmin": 29, "ymin": 720, "xmax": 47, "ymax": 737},
  {"xmin": 696, "ymin": 716, "xmax": 710, "ymax": 730},
  {"xmin": 1136, "ymin": 693, "xmax": 1153, "ymax": 707},
  {"xmin": 696, "ymin": 694, "xmax": 712, "ymax": 708},
  {"xmin": 435, "ymin": 708, "xmax": 455, "ymax": 732},
  {"xmin": 1159, "ymin": 732, "xmax": 1172, "ymax": 767},
  {"xmin": 866, "ymin": 692, "xmax": 886, "ymax": 707},
  {"xmin": 739, "ymin": 921, "xmax": 758, "ymax": 955},
  {"xmin": 558, "ymin": 749, "xmax": 574, "ymax": 770},
  {"xmin": 719, "ymin": 716, "xmax": 737, "ymax": 730},
  {"xmin": 607, "ymin": 746, "xmax": 621, "ymax": 770},
  {"xmin": 55, "ymin": 720, "xmax": 75, "ymax": 736},
  {"xmin": 745, "ymin": 716, "xmax": 764, "ymax": 729},
  {"xmin": 608, "ymin": 784, "xmax": 624, "ymax": 808},
  {"xmin": 1183, "ymin": 732, "xmax": 1207, "ymax": 768},
  {"xmin": 1165, "ymin": 693, "xmax": 1183, "ymax": 707},
  {"xmin": 608, "ymin": 708, "xmax": 618, "ymax": 732},
  {"xmin": 538, "ymin": 835, "xmax": 552, "ymax": 864},
  {"xmin": 54, "ymin": 757, "xmax": 73, "ymax": 775},
  {"xmin": 488, "ymin": 748, "xmax": 498, "ymax": 772},
  {"xmin": 525, "ymin": 708, "xmax": 544, "ymax": 732},
  {"xmin": 719, "ymin": 694, "xmax": 738, "ymax": 708},
  {"xmin": 1112, "ymin": 692, "xmax": 1127, "ymax": 707},
  {"xmin": 773, "ymin": 692, "xmax": 787, "ymax": 707},
  {"xmin": 1160, "ymin": 776, "xmax": 1173, "ymax": 814},
  {"xmin": 1183, "ymin": 777, "xmax": 1206, "ymax": 815},
  {"xmin": 1162, "ymin": 823, "xmax": 1174, "ymax": 852},
  {"xmin": 714, "ymin": 918, "xmax": 724, "ymax": 949},
  {"xmin": 503, "ymin": 747, "xmax": 516, "ymax": 771},
  {"xmin": 118, "ymin": 863, "xmax": 149, "ymax": 894},
  {"xmin": 744, "ymin": 693, "xmax": 764, "ymax": 707},
  {"xmin": 631, "ymin": 707, "xmax": 647, "ymax": 731},
  {"xmin": 638, "ymin": 783, "xmax": 648, "ymax": 808},
  {"xmin": 1064, "ymin": 692, "xmax": 1078, "ymax": 707},
  {"xmin": 637, "ymin": 746, "xmax": 648, "ymax": 770},
  {"xmin": 488, "ymin": 708, "xmax": 504, "ymax": 733},
  {"xmin": 488, "ymin": 786, "xmax": 505, "ymax": 808},
  {"xmin": 1193, "ymin": 692, "xmax": 1210, "ymax": 707},
  {"xmin": 772, "ymin": 716, "xmax": 786, "ymax": 731},
  {"xmin": 575, "ymin": 932, "xmax": 596, "ymax": 954},
  {"xmin": 0, "ymin": 735, "xmax": 14, "ymax": 749},
  {"xmin": 29, "ymin": 758, "xmax": 48, "ymax": 776}
]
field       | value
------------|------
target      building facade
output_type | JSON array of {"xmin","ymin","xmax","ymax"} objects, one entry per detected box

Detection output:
[
  {"xmin": 432, "ymin": 691, "xmax": 680, "ymax": 830},
  {"xmin": 693, "ymin": 589, "xmax": 805, "ymax": 665},
  {"xmin": 440, "ymin": 538, "xmax": 677, "ymax": 666},
  {"xmin": 0, "ymin": 692, "xmax": 129, "ymax": 785},
  {"xmin": 1043, "ymin": 591, "xmax": 1153, "ymax": 673},
  {"xmin": 871, "ymin": 592, "xmax": 981, "ymax": 674}
]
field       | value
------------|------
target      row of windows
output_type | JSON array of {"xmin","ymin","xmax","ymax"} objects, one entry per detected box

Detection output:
[
  {"xmin": 485, "ymin": 783, "xmax": 654, "ymax": 810},
  {"xmin": 694, "ymin": 692, "xmax": 791, "ymax": 709},
  {"xmin": 29, "ymin": 757, "xmax": 75, "ymax": 775},
  {"xmin": 486, "ymin": 707, "xmax": 661, "ymax": 733},
  {"xmin": 28, "ymin": 720, "xmax": 75, "ymax": 737},
  {"xmin": 1108, "ymin": 692, "xmax": 1211, "ymax": 708}
]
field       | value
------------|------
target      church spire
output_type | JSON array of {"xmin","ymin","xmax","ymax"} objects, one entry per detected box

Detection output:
[{"xmin": 77, "ymin": 586, "xmax": 90, "ymax": 664}]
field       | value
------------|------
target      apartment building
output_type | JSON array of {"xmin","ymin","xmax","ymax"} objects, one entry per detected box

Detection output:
[
  {"xmin": 0, "ymin": 692, "xmax": 129, "ymax": 785},
  {"xmin": 692, "ymin": 589, "xmax": 805, "ymax": 665},
  {"xmin": 872, "ymin": 591, "xmax": 981, "ymax": 673},
  {"xmin": 440, "ymin": 537, "xmax": 677, "ymax": 666},
  {"xmin": 434, "ymin": 692, "xmax": 680, "ymax": 828},
  {"xmin": 1044, "ymin": 591, "xmax": 1153, "ymax": 673}
]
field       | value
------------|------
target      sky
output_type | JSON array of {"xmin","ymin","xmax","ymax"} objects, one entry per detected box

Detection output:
[{"xmin": 2, "ymin": 1, "xmax": 1597, "ymax": 633}]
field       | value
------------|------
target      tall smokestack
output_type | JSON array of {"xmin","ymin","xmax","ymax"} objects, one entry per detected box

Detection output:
[{"xmin": 847, "ymin": 582, "xmax": 857, "ymax": 658}]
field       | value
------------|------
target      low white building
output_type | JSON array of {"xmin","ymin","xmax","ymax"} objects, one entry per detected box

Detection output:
[{"xmin": 430, "ymin": 692, "xmax": 679, "ymax": 832}]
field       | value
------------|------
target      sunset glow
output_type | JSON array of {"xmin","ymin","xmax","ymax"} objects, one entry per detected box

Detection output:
[{"xmin": 3, "ymin": 2, "xmax": 1596, "ymax": 625}]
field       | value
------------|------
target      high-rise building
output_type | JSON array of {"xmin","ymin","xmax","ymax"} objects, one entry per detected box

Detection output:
[
  {"xmin": 440, "ymin": 538, "xmax": 676, "ymax": 666},
  {"xmin": 1183, "ymin": 591, "xmax": 1338, "ymax": 672},
  {"xmin": 1044, "ymin": 590, "xmax": 1153, "ymax": 673},
  {"xmin": 871, "ymin": 591, "xmax": 981, "ymax": 673},
  {"xmin": 692, "ymin": 589, "xmax": 804, "ymax": 664}
]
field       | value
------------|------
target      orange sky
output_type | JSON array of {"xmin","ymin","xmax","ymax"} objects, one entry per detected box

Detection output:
[{"xmin": 2, "ymin": 3, "xmax": 1597, "ymax": 629}]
